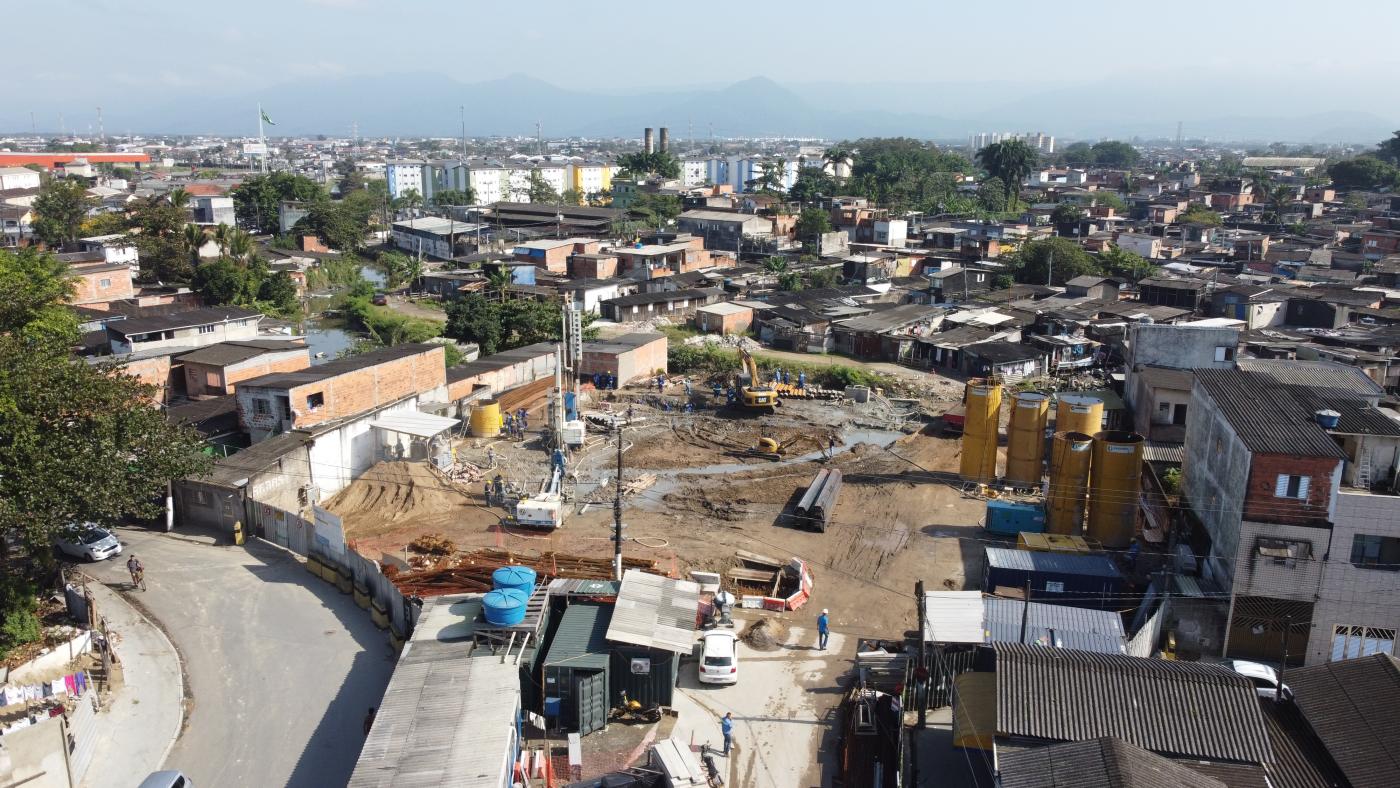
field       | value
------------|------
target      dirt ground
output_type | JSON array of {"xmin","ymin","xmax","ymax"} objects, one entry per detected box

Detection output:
[{"xmin": 328, "ymin": 389, "xmax": 988, "ymax": 638}]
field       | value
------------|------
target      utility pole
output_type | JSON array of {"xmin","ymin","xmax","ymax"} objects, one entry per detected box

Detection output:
[
  {"xmin": 613, "ymin": 425, "xmax": 624, "ymax": 581},
  {"xmin": 536, "ymin": 120, "xmax": 543, "ymax": 156},
  {"xmin": 96, "ymin": 106, "xmax": 104, "ymax": 148},
  {"xmin": 1046, "ymin": 249, "xmax": 1054, "ymax": 287},
  {"xmin": 460, "ymin": 105, "xmax": 467, "ymax": 160},
  {"xmin": 915, "ymin": 580, "xmax": 927, "ymax": 729},
  {"xmin": 1277, "ymin": 615, "xmax": 1291, "ymax": 703}
]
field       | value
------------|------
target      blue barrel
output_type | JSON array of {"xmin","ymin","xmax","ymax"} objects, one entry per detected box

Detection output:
[
  {"xmin": 492, "ymin": 565, "xmax": 537, "ymax": 595},
  {"xmin": 482, "ymin": 589, "xmax": 527, "ymax": 627}
]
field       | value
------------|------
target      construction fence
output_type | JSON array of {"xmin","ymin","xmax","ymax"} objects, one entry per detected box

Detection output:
[{"xmin": 253, "ymin": 501, "xmax": 420, "ymax": 640}]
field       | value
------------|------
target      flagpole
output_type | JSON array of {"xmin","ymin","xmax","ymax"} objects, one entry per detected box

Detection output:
[{"xmin": 257, "ymin": 102, "xmax": 266, "ymax": 174}]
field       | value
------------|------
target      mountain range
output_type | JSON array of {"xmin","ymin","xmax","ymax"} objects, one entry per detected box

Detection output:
[{"xmin": 9, "ymin": 73, "xmax": 1396, "ymax": 145}]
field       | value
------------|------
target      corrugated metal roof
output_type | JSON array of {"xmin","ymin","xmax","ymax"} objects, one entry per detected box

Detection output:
[
  {"xmin": 983, "ymin": 599, "xmax": 1126, "ymax": 654},
  {"xmin": 997, "ymin": 737, "xmax": 1228, "ymax": 788},
  {"xmin": 1195, "ymin": 369, "xmax": 1345, "ymax": 458},
  {"xmin": 543, "ymin": 603, "xmax": 611, "ymax": 671},
  {"xmin": 1286, "ymin": 653, "xmax": 1400, "ymax": 786},
  {"xmin": 923, "ymin": 592, "xmax": 985, "ymax": 643},
  {"xmin": 368, "ymin": 411, "xmax": 460, "ymax": 438},
  {"xmin": 985, "ymin": 547, "xmax": 1123, "ymax": 579},
  {"xmin": 605, "ymin": 570, "xmax": 700, "ymax": 654},
  {"xmin": 1142, "ymin": 442, "xmax": 1186, "ymax": 465},
  {"xmin": 993, "ymin": 645, "xmax": 1273, "ymax": 765},
  {"xmin": 349, "ymin": 594, "xmax": 521, "ymax": 788},
  {"xmin": 651, "ymin": 738, "xmax": 707, "ymax": 785}
]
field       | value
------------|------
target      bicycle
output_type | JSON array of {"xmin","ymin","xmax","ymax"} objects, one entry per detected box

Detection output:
[{"xmin": 129, "ymin": 568, "xmax": 146, "ymax": 591}]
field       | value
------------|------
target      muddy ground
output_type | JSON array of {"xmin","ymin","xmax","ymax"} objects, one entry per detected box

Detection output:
[{"xmin": 329, "ymin": 391, "xmax": 988, "ymax": 637}]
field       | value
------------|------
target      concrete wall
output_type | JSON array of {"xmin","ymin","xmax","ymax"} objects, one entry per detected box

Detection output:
[
  {"xmin": 1307, "ymin": 491, "xmax": 1400, "ymax": 664},
  {"xmin": 1128, "ymin": 323, "xmax": 1239, "ymax": 370},
  {"xmin": 306, "ymin": 398, "xmax": 420, "ymax": 501},
  {"xmin": 695, "ymin": 306, "xmax": 753, "ymax": 335},
  {"xmin": 1231, "ymin": 519, "xmax": 1328, "ymax": 602},
  {"xmin": 578, "ymin": 336, "xmax": 667, "ymax": 384},
  {"xmin": 174, "ymin": 480, "xmax": 244, "ymax": 532},
  {"xmin": 444, "ymin": 347, "xmax": 557, "ymax": 403},
  {"xmin": 1183, "ymin": 378, "xmax": 1253, "ymax": 589},
  {"xmin": 0, "ymin": 715, "xmax": 72, "ymax": 788}
]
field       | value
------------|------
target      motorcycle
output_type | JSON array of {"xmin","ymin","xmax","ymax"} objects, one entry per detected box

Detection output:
[{"xmin": 608, "ymin": 690, "xmax": 662, "ymax": 724}]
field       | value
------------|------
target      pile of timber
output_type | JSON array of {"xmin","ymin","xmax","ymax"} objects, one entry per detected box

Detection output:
[
  {"xmin": 390, "ymin": 547, "xmax": 658, "ymax": 598},
  {"xmin": 726, "ymin": 550, "xmax": 788, "ymax": 596}
]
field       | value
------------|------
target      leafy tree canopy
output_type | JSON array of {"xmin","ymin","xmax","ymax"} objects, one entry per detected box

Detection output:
[
  {"xmin": 1088, "ymin": 140, "xmax": 1141, "ymax": 168},
  {"xmin": 1178, "ymin": 204, "xmax": 1222, "ymax": 226},
  {"xmin": 617, "ymin": 151, "xmax": 681, "ymax": 179},
  {"xmin": 443, "ymin": 294, "xmax": 580, "ymax": 355},
  {"xmin": 32, "ymin": 179, "xmax": 95, "ymax": 248},
  {"xmin": 794, "ymin": 207, "xmax": 833, "ymax": 249},
  {"xmin": 1006, "ymin": 237, "xmax": 1102, "ymax": 286},
  {"xmin": 232, "ymin": 172, "xmax": 326, "ymax": 234},
  {"xmin": 0, "ymin": 248, "xmax": 211, "ymax": 552},
  {"xmin": 843, "ymin": 138, "xmax": 969, "ymax": 212},
  {"xmin": 1328, "ymin": 156, "xmax": 1400, "ymax": 190}
]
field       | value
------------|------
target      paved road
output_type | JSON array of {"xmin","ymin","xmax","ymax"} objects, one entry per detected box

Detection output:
[{"xmin": 86, "ymin": 530, "xmax": 395, "ymax": 788}]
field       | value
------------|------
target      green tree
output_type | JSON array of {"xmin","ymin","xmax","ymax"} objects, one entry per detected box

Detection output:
[
  {"xmin": 805, "ymin": 268, "xmax": 839, "ymax": 289},
  {"xmin": 232, "ymin": 172, "xmax": 326, "ymax": 234},
  {"xmin": 794, "ymin": 207, "xmax": 833, "ymax": 250},
  {"xmin": 1099, "ymin": 244, "xmax": 1154, "ymax": 282},
  {"xmin": 0, "ymin": 248, "xmax": 211, "ymax": 553},
  {"xmin": 1007, "ymin": 237, "xmax": 1102, "ymax": 286},
  {"xmin": 1328, "ymin": 157, "xmax": 1400, "ymax": 190},
  {"xmin": 777, "ymin": 271, "xmax": 803, "ymax": 291},
  {"xmin": 559, "ymin": 188, "xmax": 584, "ymax": 206},
  {"xmin": 1178, "ymin": 204, "xmax": 1222, "ymax": 226},
  {"xmin": 617, "ymin": 151, "xmax": 681, "ymax": 179},
  {"xmin": 526, "ymin": 172, "xmax": 560, "ymax": 203},
  {"xmin": 32, "ymin": 179, "xmax": 95, "ymax": 247},
  {"xmin": 788, "ymin": 168, "xmax": 836, "ymax": 204},
  {"xmin": 258, "ymin": 271, "xmax": 300, "ymax": 312},
  {"xmin": 746, "ymin": 160, "xmax": 788, "ymax": 195},
  {"xmin": 377, "ymin": 251, "xmax": 415, "ymax": 289},
  {"xmin": 629, "ymin": 193, "xmax": 681, "ymax": 229},
  {"xmin": 130, "ymin": 194, "xmax": 193, "ymax": 282},
  {"xmin": 432, "ymin": 188, "xmax": 477, "ymax": 206},
  {"xmin": 976, "ymin": 139, "xmax": 1037, "ymax": 210},
  {"xmin": 821, "ymin": 146, "xmax": 852, "ymax": 179},
  {"xmin": 845, "ymin": 138, "xmax": 969, "ymax": 211},
  {"xmin": 1061, "ymin": 142, "xmax": 1094, "ymax": 168},
  {"xmin": 1091, "ymin": 191, "xmax": 1128, "ymax": 211},
  {"xmin": 486, "ymin": 267, "xmax": 513, "ymax": 300},
  {"xmin": 296, "ymin": 199, "xmax": 369, "ymax": 253},
  {"xmin": 1051, "ymin": 204, "xmax": 1084, "ymax": 226},
  {"xmin": 1376, "ymin": 131, "xmax": 1400, "ymax": 165},
  {"xmin": 762, "ymin": 256, "xmax": 789, "ymax": 274},
  {"xmin": 443, "ymin": 293, "xmax": 574, "ymax": 355},
  {"xmin": 976, "ymin": 178, "xmax": 1009, "ymax": 212},
  {"xmin": 1089, "ymin": 140, "xmax": 1140, "ymax": 168},
  {"xmin": 192, "ymin": 259, "xmax": 248, "ymax": 305}
]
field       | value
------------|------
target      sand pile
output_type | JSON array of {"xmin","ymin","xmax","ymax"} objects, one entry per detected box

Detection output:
[
  {"xmin": 742, "ymin": 618, "xmax": 790, "ymax": 651},
  {"xmin": 326, "ymin": 461, "xmax": 472, "ymax": 538}
]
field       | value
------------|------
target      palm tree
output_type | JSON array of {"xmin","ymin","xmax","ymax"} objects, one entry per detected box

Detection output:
[
  {"xmin": 213, "ymin": 223, "xmax": 232, "ymax": 257},
  {"xmin": 167, "ymin": 188, "xmax": 190, "ymax": 210},
  {"xmin": 183, "ymin": 223, "xmax": 204, "ymax": 264},
  {"xmin": 227, "ymin": 228, "xmax": 253, "ymax": 262},
  {"xmin": 762, "ymin": 256, "xmax": 789, "ymax": 274},
  {"xmin": 1268, "ymin": 184, "xmax": 1296, "ymax": 226},
  {"xmin": 486, "ymin": 267, "xmax": 513, "ymax": 301},
  {"xmin": 976, "ymin": 140, "xmax": 1037, "ymax": 211},
  {"xmin": 822, "ymin": 146, "xmax": 852, "ymax": 180}
]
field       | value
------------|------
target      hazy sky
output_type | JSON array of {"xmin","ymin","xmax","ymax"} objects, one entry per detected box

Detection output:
[{"xmin": 21, "ymin": 0, "xmax": 1398, "ymax": 99}]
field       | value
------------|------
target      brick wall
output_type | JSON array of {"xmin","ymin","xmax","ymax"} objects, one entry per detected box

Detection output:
[
  {"xmin": 70, "ymin": 267, "xmax": 135, "ymax": 305},
  {"xmin": 119, "ymin": 355, "xmax": 175, "ymax": 404},
  {"xmin": 570, "ymin": 255, "xmax": 618, "ymax": 279},
  {"xmin": 186, "ymin": 349, "xmax": 311, "ymax": 397},
  {"xmin": 285, "ymin": 346, "xmax": 445, "ymax": 428},
  {"xmin": 1242, "ymin": 453, "xmax": 1339, "ymax": 527}
]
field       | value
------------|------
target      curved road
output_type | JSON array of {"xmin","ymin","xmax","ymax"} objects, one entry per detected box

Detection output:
[{"xmin": 87, "ymin": 529, "xmax": 395, "ymax": 788}]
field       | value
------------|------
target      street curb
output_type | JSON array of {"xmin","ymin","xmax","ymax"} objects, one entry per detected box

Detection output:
[{"xmin": 78, "ymin": 572, "xmax": 188, "ymax": 770}]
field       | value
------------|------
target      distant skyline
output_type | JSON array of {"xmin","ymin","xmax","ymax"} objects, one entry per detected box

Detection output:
[{"xmin": 9, "ymin": 0, "xmax": 1400, "ymax": 142}]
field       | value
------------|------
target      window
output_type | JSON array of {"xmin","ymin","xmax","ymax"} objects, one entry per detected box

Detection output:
[
  {"xmin": 1172, "ymin": 403, "xmax": 1188, "ymax": 426},
  {"xmin": 1258, "ymin": 537, "xmax": 1310, "ymax": 568},
  {"xmin": 253, "ymin": 399, "xmax": 271, "ymax": 417},
  {"xmin": 1275, "ymin": 474, "xmax": 1310, "ymax": 500},
  {"xmin": 99, "ymin": 278, "xmax": 111, "ymax": 288},
  {"xmin": 1332, "ymin": 625, "xmax": 1396, "ymax": 661},
  {"xmin": 1350, "ymin": 534, "xmax": 1400, "ymax": 570},
  {"xmin": 306, "ymin": 392, "xmax": 325, "ymax": 411},
  {"xmin": 1158, "ymin": 402, "xmax": 1171, "ymax": 414},
  {"xmin": 1044, "ymin": 581, "xmax": 1065, "ymax": 593},
  {"xmin": 198, "ymin": 324, "xmax": 215, "ymax": 334},
  {"xmin": 1214, "ymin": 346, "xmax": 1236, "ymax": 362}
]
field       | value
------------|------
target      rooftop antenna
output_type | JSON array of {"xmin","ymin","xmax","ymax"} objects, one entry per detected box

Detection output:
[{"xmin": 460, "ymin": 105, "xmax": 467, "ymax": 160}]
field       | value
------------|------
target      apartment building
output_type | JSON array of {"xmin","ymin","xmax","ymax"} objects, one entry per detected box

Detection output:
[
  {"xmin": 385, "ymin": 160, "xmax": 428, "ymax": 199},
  {"xmin": 1184, "ymin": 359, "xmax": 1400, "ymax": 665},
  {"xmin": 106, "ymin": 306, "xmax": 261, "ymax": 355}
]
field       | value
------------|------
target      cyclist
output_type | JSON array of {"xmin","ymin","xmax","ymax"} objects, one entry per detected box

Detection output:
[{"xmin": 126, "ymin": 554, "xmax": 145, "ymax": 591}]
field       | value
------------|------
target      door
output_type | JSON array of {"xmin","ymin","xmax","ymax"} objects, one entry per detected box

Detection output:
[{"xmin": 575, "ymin": 671, "xmax": 607, "ymax": 735}]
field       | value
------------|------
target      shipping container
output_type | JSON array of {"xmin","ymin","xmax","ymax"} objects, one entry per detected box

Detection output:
[
  {"xmin": 982, "ymin": 547, "xmax": 1124, "ymax": 609},
  {"xmin": 984, "ymin": 500, "xmax": 1047, "ymax": 535}
]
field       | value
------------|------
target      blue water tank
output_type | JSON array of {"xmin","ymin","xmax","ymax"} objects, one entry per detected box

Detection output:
[
  {"xmin": 482, "ymin": 589, "xmax": 527, "ymax": 627},
  {"xmin": 492, "ymin": 565, "xmax": 537, "ymax": 595},
  {"xmin": 1314, "ymin": 409, "xmax": 1341, "ymax": 429},
  {"xmin": 543, "ymin": 697, "xmax": 562, "ymax": 717},
  {"xmin": 986, "ymin": 500, "xmax": 1047, "ymax": 535}
]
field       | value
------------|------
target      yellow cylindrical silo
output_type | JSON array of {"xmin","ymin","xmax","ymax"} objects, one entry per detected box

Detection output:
[
  {"xmin": 1055, "ymin": 394, "xmax": 1104, "ymax": 436},
  {"xmin": 470, "ymin": 399, "xmax": 502, "ymax": 438},
  {"xmin": 1005, "ymin": 392, "xmax": 1050, "ymax": 487},
  {"xmin": 1046, "ymin": 431, "xmax": 1093, "ymax": 535},
  {"xmin": 1087, "ymin": 430, "xmax": 1145, "ymax": 548},
  {"xmin": 959, "ymin": 378, "xmax": 1002, "ymax": 483}
]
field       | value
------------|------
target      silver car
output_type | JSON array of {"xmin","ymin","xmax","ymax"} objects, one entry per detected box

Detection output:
[{"xmin": 55, "ymin": 525, "xmax": 123, "ymax": 562}]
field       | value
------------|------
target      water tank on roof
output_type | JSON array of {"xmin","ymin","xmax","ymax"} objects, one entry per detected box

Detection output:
[
  {"xmin": 492, "ymin": 565, "xmax": 537, "ymax": 594},
  {"xmin": 482, "ymin": 589, "xmax": 527, "ymax": 627},
  {"xmin": 1314, "ymin": 409, "xmax": 1341, "ymax": 429}
]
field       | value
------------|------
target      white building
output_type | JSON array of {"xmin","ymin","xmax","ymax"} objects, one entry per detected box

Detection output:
[
  {"xmin": 386, "ymin": 160, "xmax": 428, "ymax": 199},
  {"xmin": 680, "ymin": 158, "xmax": 708, "ymax": 188},
  {"xmin": 0, "ymin": 166, "xmax": 41, "ymax": 191}
]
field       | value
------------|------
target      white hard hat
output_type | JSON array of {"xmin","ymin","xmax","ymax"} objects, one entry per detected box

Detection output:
[{"xmin": 822, "ymin": 609, "xmax": 828, "ymax": 615}]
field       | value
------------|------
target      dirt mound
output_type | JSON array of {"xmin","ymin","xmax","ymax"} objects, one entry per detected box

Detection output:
[
  {"xmin": 408, "ymin": 533, "xmax": 456, "ymax": 555},
  {"xmin": 326, "ymin": 461, "xmax": 474, "ymax": 538},
  {"xmin": 742, "ymin": 618, "xmax": 790, "ymax": 651}
]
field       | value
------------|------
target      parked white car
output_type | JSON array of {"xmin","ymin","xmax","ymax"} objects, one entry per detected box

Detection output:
[
  {"xmin": 55, "ymin": 525, "xmax": 122, "ymax": 562},
  {"xmin": 699, "ymin": 630, "xmax": 739, "ymax": 685},
  {"xmin": 1229, "ymin": 659, "xmax": 1290, "ymax": 700}
]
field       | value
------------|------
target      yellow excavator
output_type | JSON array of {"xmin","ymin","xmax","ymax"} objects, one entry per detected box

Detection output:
[
  {"xmin": 737, "ymin": 347, "xmax": 779, "ymax": 413},
  {"xmin": 753, "ymin": 433, "xmax": 832, "ymax": 460}
]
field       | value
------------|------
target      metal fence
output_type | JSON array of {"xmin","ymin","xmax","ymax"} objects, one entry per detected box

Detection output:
[{"xmin": 67, "ymin": 688, "xmax": 98, "ymax": 783}]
